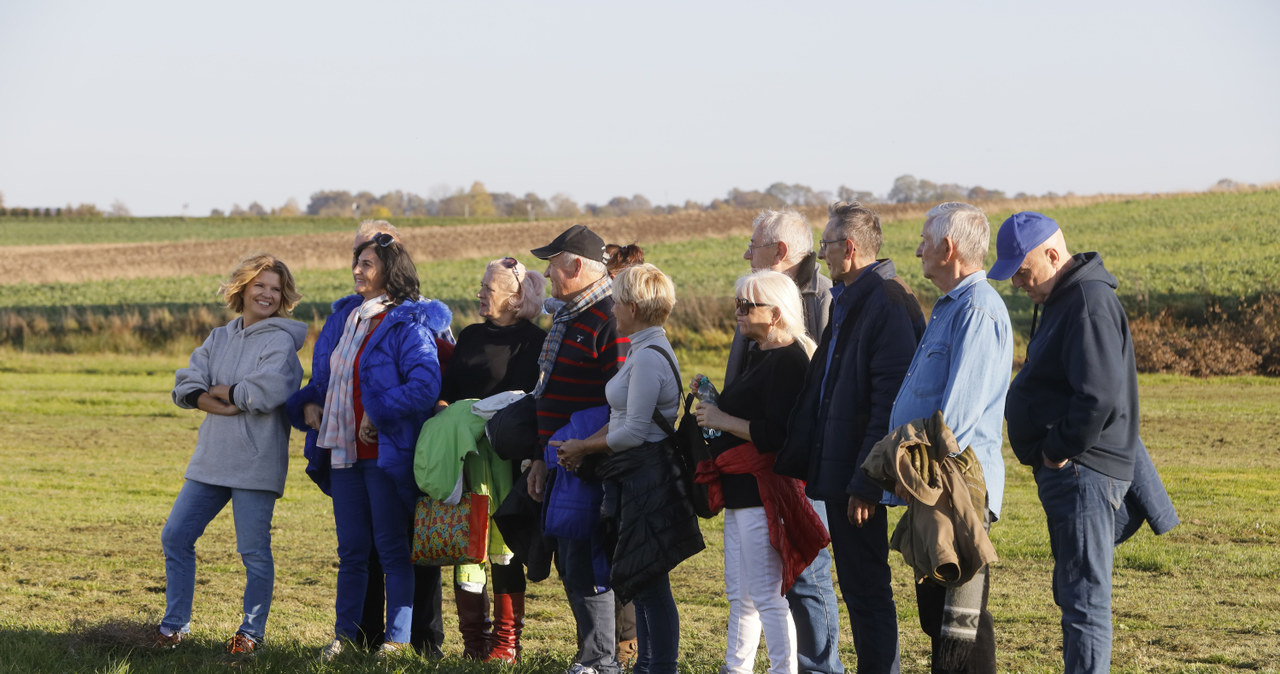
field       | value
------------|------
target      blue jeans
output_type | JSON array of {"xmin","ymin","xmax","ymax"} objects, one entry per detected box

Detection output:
[
  {"xmin": 160, "ymin": 479, "xmax": 276, "ymax": 641},
  {"xmin": 825, "ymin": 499, "xmax": 901, "ymax": 674},
  {"xmin": 632, "ymin": 572, "xmax": 679, "ymax": 674},
  {"xmin": 787, "ymin": 499, "xmax": 844, "ymax": 674},
  {"xmin": 558, "ymin": 536, "xmax": 619, "ymax": 673},
  {"xmin": 331, "ymin": 459, "xmax": 416, "ymax": 643},
  {"xmin": 1035, "ymin": 460, "xmax": 1130, "ymax": 674}
]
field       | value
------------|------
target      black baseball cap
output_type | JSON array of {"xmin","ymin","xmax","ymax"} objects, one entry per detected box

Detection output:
[{"xmin": 530, "ymin": 224, "xmax": 607, "ymax": 262}]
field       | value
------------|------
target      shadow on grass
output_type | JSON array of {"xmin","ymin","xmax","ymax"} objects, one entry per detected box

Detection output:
[{"xmin": 2, "ymin": 616, "xmax": 738, "ymax": 673}]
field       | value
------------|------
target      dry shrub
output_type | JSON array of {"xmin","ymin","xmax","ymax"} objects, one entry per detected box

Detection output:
[
  {"xmin": 1131, "ymin": 294, "xmax": 1279, "ymax": 376},
  {"xmin": 666, "ymin": 295, "xmax": 737, "ymax": 351}
]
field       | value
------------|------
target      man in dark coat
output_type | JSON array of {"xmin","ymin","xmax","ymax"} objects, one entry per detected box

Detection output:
[{"xmin": 781, "ymin": 201, "xmax": 925, "ymax": 674}]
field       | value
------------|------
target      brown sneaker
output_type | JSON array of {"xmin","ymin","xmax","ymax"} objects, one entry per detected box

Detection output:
[
  {"xmin": 151, "ymin": 626, "xmax": 185, "ymax": 649},
  {"xmin": 225, "ymin": 632, "xmax": 258, "ymax": 656}
]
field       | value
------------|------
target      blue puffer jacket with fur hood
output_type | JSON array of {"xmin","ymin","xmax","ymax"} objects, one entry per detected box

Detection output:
[{"xmin": 288, "ymin": 294, "xmax": 453, "ymax": 498}]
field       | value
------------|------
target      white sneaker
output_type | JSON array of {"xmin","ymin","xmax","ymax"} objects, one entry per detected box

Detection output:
[
  {"xmin": 318, "ymin": 637, "xmax": 344, "ymax": 663},
  {"xmin": 566, "ymin": 664, "xmax": 599, "ymax": 674}
]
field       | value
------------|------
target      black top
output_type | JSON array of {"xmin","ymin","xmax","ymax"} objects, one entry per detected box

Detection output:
[
  {"xmin": 439, "ymin": 319, "xmax": 547, "ymax": 404},
  {"xmin": 710, "ymin": 341, "xmax": 809, "ymax": 509}
]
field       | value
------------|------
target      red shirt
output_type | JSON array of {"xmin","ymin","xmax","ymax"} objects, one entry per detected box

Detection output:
[{"xmin": 352, "ymin": 316, "xmax": 383, "ymax": 460}]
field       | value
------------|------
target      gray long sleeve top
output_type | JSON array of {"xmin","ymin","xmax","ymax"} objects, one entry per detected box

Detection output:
[{"xmin": 605, "ymin": 325, "xmax": 681, "ymax": 451}]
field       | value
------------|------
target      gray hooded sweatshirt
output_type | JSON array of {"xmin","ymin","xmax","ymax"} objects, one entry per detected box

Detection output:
[{"xmin": 172, "ymin": 316, "xmax": 308, "ymax": 497}]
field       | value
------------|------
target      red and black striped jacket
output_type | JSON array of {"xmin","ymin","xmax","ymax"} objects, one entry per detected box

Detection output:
[{"xmin": 535, "ymin": 295, "xmax": 629, "ymax": 448}]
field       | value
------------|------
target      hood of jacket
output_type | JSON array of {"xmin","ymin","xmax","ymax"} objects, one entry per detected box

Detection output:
[
  {"xmin": 1045, "ymin": 252, "xmax": 1116, "ymax": 306},
  {"xmin": 229, "ymin": 315, "xmax": 308, "ymax": 350},
  {"xmin": 330, "ymin": 294, "xmax": 453, "ymax": 335}
]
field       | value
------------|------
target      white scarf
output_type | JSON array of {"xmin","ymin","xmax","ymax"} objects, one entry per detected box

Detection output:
[{"xmin": 318, "ymin": 294, "xmax": 390, "ymax": 468}]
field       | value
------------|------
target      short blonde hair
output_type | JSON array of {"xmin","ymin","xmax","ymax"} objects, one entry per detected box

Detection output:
[
  {"xmin": 485, "ymin": 257, "xmax": 547, "ymax": 321},
  {"xmin": 218, "ymin": 253, "xmax": 301, "ymax": 316},
  {"xmin": 613, "ymin": 263, "xmax": 676, "ymax": 326}
]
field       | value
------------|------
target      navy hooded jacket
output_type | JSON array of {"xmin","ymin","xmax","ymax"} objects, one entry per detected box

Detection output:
[{"xmin": 1005, "ymin": 252, "xmax": 1140, "ymax": 481}]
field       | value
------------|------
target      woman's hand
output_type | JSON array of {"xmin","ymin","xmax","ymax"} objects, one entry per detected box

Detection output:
[
  {"xmin": 358, "ymin": 415, "xmax": 378, "ymax": 445},
  {"xmin": 552, "ymin": 438, "xmax": 589, "ymax": 472},
  {"xmin": 695, "ymin": 401, "xmax": 727, "ymax": 430},
  {"xmin": 197, "ymin": 392, "xmax": 239, "ymax": 416},
  {"xmin": 303, "ymin": 403, "xmax": 323, "ymax": 430},
  {"xmin": 688, "ymin": 374, "xmax": 704, "ymax": 396},
  {"xmin": 527, "ymin": 459, "xmax": 548, "ymax": 503},
  {"xmin": 208, "ymin": 384, "xmax": 232, "ymax": 403}
]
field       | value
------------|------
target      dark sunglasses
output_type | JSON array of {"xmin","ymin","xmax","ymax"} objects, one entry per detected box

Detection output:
[
  {"xmin": 373, "ymin": 232, "xmax": 395, "ymax": 248},
  {"xmin": 735, "ymin": 298, "xmax": 772, "ymax": 314},
  {"xmin": 500, "ymin": 256, "xmax": 523, "ymax": 282}
]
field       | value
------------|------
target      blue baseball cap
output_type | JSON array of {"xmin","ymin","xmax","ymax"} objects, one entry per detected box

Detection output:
[{"xmin": 988, "ymin": 211, "xmax": 1060, "ymax": 281}]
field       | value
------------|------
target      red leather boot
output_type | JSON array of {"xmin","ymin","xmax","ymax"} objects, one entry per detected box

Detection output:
[
  {"xmin": 485, "ymin": 592, "xmax": 525, "ymax": 663},
  {"xmin": 454, "ymin": 586, "xmax": 491, "ymax": 660}
]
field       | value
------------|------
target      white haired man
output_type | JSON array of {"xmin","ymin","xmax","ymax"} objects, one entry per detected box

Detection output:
[
  {"xmin": 889, "ymin": 202, "xmax": 1012, "ymax": 673},
  {"xmin": 527, "ymin": 224, "xmax": 629, "ymax": 674},
  {"xmin": 730, "ymin": 208, "xmax": 842, "ymax": 674}
]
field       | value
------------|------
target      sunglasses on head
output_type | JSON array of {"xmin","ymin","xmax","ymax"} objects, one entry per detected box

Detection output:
[
  {"xmin": 500, "ymin": 256, "xmax": 523, "ymax": 282},
  {"xmin": 373, "ymin": 232, "xmax": 395, "ymax": 248},
  {"xmin": 735, "ymin": 298, "xmax": 772, "ymax": 314}
]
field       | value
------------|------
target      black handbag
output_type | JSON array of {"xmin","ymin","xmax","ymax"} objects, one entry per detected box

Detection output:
[{"xmin": 644, "ymin": 346, "xmax": 719, "ymax": 519}]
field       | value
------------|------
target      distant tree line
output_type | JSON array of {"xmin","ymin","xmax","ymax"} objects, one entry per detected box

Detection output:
[{"xmin": 2, "ymin": 177, "xmax": 1265, "ymax": 219}]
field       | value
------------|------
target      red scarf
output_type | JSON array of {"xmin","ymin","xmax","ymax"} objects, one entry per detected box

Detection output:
[{"xmin": 695, "ymin": 442, "xmax": 831, "ymax": 594}]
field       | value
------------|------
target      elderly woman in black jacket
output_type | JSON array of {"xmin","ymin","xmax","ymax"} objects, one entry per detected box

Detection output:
[{"xmin": 554, "ymin": 263, "xmax": 703, "ymax": 674}]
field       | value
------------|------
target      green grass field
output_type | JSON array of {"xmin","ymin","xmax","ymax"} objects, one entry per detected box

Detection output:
[{"xmin": 0, "ymin": 349, "xmax": 1277, "ymax": 673}]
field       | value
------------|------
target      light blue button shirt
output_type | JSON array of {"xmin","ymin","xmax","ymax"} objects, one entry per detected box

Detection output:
[{"xmin": 888, "ymin": 270, "xmax": 1012, "ymax": 519}]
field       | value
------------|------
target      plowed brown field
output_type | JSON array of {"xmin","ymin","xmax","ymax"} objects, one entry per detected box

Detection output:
[{"xmin": 0, "ymin": 194, "xmax": 1158, "ymax": 286}]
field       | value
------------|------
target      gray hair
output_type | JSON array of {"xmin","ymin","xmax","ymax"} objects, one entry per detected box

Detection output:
[
  {"xmin": 753, "ymin": 209, "xmax": 813, "ymax": 266},
  {"xmin": 485, "ymin": 257, "xmax": 547, "ymax": 321},
  {"xmin": 735, "ymin": 269, "xmax": 816, "ymax": 357},
  {"xmin": 554, "ymin": 251, "xmax": 609, "ymax": 281},
  {"xmin": 354, "ymin": 219, "xmax": 400, "ymax": 248},
  {"xmin": 826, "ymin": 201, "xmax": 882, "ymax": 258},
  {"xmin": 923, "ymin": 202, "xmax": 990, "ymax": 267}
]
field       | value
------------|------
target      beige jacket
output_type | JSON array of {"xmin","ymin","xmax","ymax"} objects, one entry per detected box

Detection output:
[{"xmin": 861, "ymin": 410, "xmax": 997, "ymax": 587}]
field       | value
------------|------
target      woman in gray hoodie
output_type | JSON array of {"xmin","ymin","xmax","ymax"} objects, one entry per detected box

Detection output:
[{"xmin": 155, "ymin": 253, "xmax": 308, "ymax": 656}]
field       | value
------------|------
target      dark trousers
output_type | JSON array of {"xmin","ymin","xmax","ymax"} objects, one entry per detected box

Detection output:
[
  {"xmin": 360, "ymin": 550, "xmax": 444, "ymax": 657},
  {"xmin": 824, "ymin": 499, "xmax": 901, "ymax": 674},
  {"xmin": 631, "ymin": 572, "xmax": 679, "ymax": 674},
  {"xmin": 915, "ymin": 570, "xmax": 995, "ymax": 673}
]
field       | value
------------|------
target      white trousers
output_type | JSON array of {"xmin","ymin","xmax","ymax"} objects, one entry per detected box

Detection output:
[{"xmin": 723, "ymin": 507, "xmax": 797, "ymax": 674}]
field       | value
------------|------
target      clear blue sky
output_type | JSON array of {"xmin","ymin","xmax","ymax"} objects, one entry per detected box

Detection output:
[{"xmin": 2, "ymin": 0, "xmax": 1276, "ymax": 216}]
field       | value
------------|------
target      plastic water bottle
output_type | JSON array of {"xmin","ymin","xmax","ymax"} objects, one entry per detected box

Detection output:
[{"xmin": 692, "ymin": 375, "xmax": 722, "ymax": 439}]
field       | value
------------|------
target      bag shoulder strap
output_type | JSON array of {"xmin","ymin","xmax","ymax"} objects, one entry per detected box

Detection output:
[{"xmin": 642, "ymin": 344, "xmax": 682, "ymax": 440}]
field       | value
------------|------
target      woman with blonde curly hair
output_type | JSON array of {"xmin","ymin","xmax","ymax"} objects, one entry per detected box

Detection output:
[{"xmin": 156, "ymin": 253, "xmax": 307, "ymax": 656}]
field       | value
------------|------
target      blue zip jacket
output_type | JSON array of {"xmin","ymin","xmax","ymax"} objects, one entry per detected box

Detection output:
[{"xmin": 287, "ymin": 294, "xmax": 452, "ymax": 495}]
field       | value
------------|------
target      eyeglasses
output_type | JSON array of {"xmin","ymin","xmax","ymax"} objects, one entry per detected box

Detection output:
[
  {"xmin": 373, "ymin": 232, "xmax": 395, "ymax": 248},
  {"xmin": 744, "ymin": 241, "xmax": 777, "ymax": 253},
  {"xmin": 818, "ymin": 238, "xmax": 846, "ymax": 249},
  {"xmin": 735, "ymin": 298, "xmax": 772, "ymax": 314}
]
